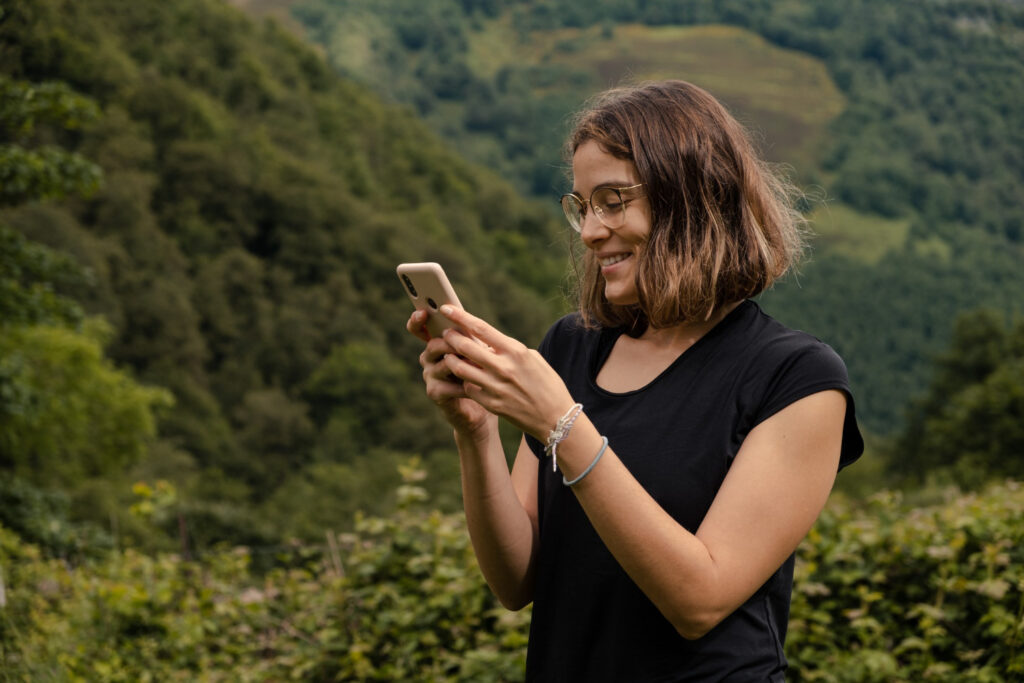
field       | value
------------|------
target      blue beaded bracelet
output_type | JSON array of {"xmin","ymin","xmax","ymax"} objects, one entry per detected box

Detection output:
[{"xmin": 562, "ymin": 436, "xmax": 609, "ymax": 487}]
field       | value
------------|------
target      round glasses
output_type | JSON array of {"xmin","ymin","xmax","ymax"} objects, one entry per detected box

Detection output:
[{"xmin": 559, "ymin": 183, "xmax": 644, "ymax": 233}]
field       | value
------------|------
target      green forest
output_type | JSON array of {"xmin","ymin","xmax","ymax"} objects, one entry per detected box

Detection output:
[{"xmin": 1, "ymin": 0, "xmax": 1023, "ymax": 678}]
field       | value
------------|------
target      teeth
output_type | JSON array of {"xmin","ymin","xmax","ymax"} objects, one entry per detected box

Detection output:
[{"xmin": 600, "ymin": 254, "xmax": 630, "ymax": 267}]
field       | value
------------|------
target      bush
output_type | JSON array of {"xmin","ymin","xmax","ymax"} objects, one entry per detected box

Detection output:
[
  {"xmin": 0, "ymin": 459, "xmax": 529, "ymax": 681},
  {"xmin": 1, "ymin": 467, "xmax": 1021, "ymax": 680},
  {"xmin": 789, "ymin": 484, "xmax": 1024, "ymax": 681}
]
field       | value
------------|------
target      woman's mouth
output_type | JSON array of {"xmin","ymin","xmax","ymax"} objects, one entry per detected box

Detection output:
[{"xmin": 599, "ymin": 253, "xmax": 631, "ymax": 267}]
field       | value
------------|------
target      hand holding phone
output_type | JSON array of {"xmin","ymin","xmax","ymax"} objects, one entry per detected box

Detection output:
[{"xmin": 397, "ymin": 262, "xmax": 463, "ymax": 338}]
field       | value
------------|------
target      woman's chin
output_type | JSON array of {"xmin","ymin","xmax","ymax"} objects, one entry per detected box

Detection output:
[{"xmin": 603, "ymin": 287, "xmax": 639, "ymax": 307}]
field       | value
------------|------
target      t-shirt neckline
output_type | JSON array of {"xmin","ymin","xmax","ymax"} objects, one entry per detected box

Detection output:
[{"xmin": 589, "ymin": 300, "xmax": 755, "ymax": 397}]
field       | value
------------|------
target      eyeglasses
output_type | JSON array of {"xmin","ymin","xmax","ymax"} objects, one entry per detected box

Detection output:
[{"xmin": 559, "ymin": 184, "xmax": 644, "ymax": 233}]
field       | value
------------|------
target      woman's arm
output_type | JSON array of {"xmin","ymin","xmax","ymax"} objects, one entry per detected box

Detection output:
[
  {"xmin": 456, "ymin": 429, "xmax": 539, "ymax": 610},
  {"xmin": 438, "ymin": 306, "xmax": 846, "ymax": 638},
  {"xmin": 556, "ymin": 390, "xmax": 844, "ymax": 638},
  {"xmin": 407, "ymin": 309, "xmax": 539, "ymax": 609}
]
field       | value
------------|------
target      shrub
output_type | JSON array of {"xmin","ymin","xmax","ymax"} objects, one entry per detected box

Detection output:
[
  {"xmin": 1, "ymin": 467, "xmax": 1021, "ymax": 680},
  {"xmin": 789, "ymin": 484, "xmax": 1024, "ymax": 681},
  {"xmin": 0, "ymin": 459, "xmax": 528, "ymax": 681}
]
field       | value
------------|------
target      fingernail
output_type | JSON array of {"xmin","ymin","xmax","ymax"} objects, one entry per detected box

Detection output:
[{"xmin": 440, "ymin": 305, "xmax": 453, "ymax": 315}]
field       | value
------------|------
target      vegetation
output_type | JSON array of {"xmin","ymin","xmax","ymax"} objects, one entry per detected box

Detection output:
[
  {"xmin": 788, "ymin": 482, "xmax": 1024, "ymax": 681},
  {"xmin": 0, "ymin": 74, "xmax": 170, "ymax": 557},
  {"xmin": 891, "ymin": 310, "xmax": 1024, "ymax": 488},
  {"xmin": 1, "ymin": 0, "xmax": 1023, "ymax": 678},
  {"xmin": 2, "ymin": 465, "xmax": 1021, "ymax": 681},
  {"xmin": 288, "ymin": 0, "xmax": 1024, "ymax": 434},
  {"xmin": 1, "ymin": 0, "xmax": 565, "ymax": 548}
]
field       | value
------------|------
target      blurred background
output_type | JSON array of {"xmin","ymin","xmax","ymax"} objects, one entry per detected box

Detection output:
[{"xmin": 1, "ymin": 0, "xmax": 1022, "ymax": 679}]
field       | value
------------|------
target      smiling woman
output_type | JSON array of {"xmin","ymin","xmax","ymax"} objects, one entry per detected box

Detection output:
[
  {"xmin": 563, "ymin": 142, "xmax": 651, "ymax": 307},
  {"xmin": 567, "ymin": 81, "xmax": 807, "ymax": 333},
  {"xmin": 407, "ymin": 80, "xmax": 863, "ymax": 682}
]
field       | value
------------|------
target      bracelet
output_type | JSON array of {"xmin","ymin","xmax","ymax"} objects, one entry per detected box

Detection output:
[
  {"xmin": 563, "ymin": 436, "xmax": 609, "ymax": 487},
  {"xmin": 544, "ymin": 403, "xmax": 583, "ymax": 473}
]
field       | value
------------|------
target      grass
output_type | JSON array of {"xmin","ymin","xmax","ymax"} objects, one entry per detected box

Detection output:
[
  {"xmin": 468, "ymin": 22, "xmax": 846, "ymax": 167},
  {"xmin": 222, "ymin": 0, "xmax": 310, "ymax": 38},
  {"xmin": 806, "ymin": 202, "xmax": 912, "ymax": 264}
]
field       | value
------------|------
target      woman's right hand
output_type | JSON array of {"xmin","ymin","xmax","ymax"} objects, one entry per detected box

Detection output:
[{"xmin": 407, "ymin": 309, "xmax": 493, "ymax": 436}]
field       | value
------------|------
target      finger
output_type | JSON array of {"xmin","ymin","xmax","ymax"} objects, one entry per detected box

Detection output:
[
  {"xmin": 406, "ymin": 309, "xmax": 430, "ymax": 343},
  {"xmin": 422, "ymin": 337, "xmax": 455, "ymax": 364},
  {"xmin": 426, "ymin": 357, "xmax": 466, "ymax": 384},
  {"xmin": 426, "ymin": 376, "xmax": 470, "ymax": 403},
  {"xmin": 461, "ymin": 381, "xmax": 488, "ymax": 406},
  {"xmin": 440, "ymin": 327, "xmax": 493, "ymax": 367},
  {"xmin": 443, "ymin": 352, "xmax": 492, "ymax": 389},
  {"xmin": 440, "ymin": 306, "xmax": 515, "ymax": 353}
]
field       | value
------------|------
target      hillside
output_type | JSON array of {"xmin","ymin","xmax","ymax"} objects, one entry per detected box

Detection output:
[
  {"xmin": 282, "ymin": 0, "xmax": 1024, "ymax": 434},
  {"xmin": 0, "ymin": 0, "xmax": 566, "ymax": 545}
]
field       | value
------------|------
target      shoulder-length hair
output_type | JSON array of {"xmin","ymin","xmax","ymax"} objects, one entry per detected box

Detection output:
[{"xmin": 565, "ymin": 80, "xmax": 806, "ymax": 332}]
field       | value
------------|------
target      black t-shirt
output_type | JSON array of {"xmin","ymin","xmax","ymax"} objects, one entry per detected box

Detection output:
[{"xmin": 522, "ymin": 301, "xmax": 863, "ymax": 682}]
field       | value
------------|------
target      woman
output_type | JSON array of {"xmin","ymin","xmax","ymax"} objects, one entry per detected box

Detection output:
[{"xmin": 407, "ymin": 80, "xmax": 862, "ymax": 681}]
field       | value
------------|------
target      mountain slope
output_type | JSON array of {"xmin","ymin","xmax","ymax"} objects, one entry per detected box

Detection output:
[
  {"xmin": 283, "ymin": 0, "xmax": 1024, "ymax": 433},
  {"xmin": 0, "ymin": 0, "xmax": 566, "ymax": 540}
]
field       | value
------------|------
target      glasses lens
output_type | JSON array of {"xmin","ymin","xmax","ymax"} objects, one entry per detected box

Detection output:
[
  {"xmin": 560, "ymin": 195, "xmax": 584, "ymax": 231},
  {"xmin": 591, "ymin": 188, "xmax": 624, "ymax": 227}
]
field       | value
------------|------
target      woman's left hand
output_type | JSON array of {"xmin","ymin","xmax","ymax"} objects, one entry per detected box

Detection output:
[{"xmin": 438, "ymin": 305, "xmax": 576, "ymax": 440}]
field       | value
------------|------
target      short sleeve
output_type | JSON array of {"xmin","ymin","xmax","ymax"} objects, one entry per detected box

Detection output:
[{"xmin": 753, "ymin": 341, "xmax": 864, "ymax": 470}]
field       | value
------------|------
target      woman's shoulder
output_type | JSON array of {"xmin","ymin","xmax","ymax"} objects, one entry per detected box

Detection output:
[
  {"xmin": 742, "ymin": 302, "xmax": 847, "ymax": 366},
  {"xmin": 717, "ymin": 302, "xmax": 854, "ymax": 406},
  {"xmin": 740, "ymin": 302, "xmax": 863, "ymax": 467}
]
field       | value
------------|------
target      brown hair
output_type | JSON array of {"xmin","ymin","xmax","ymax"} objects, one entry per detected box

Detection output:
[{"xmin": 566, "ymin": 80, "xmax": 806, "ymax": 332}]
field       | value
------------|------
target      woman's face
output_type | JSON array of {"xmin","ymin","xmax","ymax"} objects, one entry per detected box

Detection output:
[{"xmin": 571, "ymin": 140, "xmax": 652, "ymax": 306}]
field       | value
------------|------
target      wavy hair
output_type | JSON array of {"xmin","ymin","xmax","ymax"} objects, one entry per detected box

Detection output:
[{"xmin": 565, "ymin": 80, "xmax": 806, "ymax": 332}]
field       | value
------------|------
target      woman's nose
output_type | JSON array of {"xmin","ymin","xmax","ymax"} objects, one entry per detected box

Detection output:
[{"xmin": 579, "ymin": 210, "xmax": 610, "ymax": 247}]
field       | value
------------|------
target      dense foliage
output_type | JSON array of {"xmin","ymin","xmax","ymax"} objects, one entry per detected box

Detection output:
[
  {"xmin": 0, "ymin": 463, "xmax": 531, "ymax": 681},
  {"xmin": 0, "ymin": 77, "xmax": 102, "ymax": 206},
  {"xmin": 0, "ymin": 75, "xmax": 170, "ymax": 556},
  {"xmin": 289, "ymin": 0, "xmax": 1024, "ymax": 433},
  {"xmin": 2, "ymin": 466, "xmax": 1021, "ymax": 681},
  {"xmin": 891, "ymin": 309, "xmax": 1024, "ymax": 487},
  {"xmin": 788, "ymin": 483, "xmax": 1024, "ymax": 681},
  {"xmin": 292, "ymin": 0, "xmax": 1024, "ymax": 242},
  {"xmin": 1, "ymin": 1, "xmax": 1022, "ymax": 678},
  {"xmin": 1, "ymin": 0, "xmax": 566, "ymax": 547}
]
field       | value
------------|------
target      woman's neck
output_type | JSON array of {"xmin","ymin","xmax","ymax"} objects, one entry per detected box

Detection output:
[{"xmin": 638, "ymin": 300, "xmax": 742, "ymax": 351}]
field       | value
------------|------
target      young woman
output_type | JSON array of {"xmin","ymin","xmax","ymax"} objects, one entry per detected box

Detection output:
[{"xmin": 407, "ymin": 80, "xmax": 862, "ymax": 681}]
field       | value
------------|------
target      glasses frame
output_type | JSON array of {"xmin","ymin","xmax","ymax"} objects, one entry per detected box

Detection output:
[{"xmin": 559, "ymin": 183, "xmax": 645, "ymax": 233}]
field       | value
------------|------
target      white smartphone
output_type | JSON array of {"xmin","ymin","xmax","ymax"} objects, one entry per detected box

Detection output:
[{"xmin": 397, "ymin": 262, "xmax": 464, "ymax": 338}]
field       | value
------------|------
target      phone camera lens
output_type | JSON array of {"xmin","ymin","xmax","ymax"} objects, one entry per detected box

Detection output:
[
  {"xmin": 402, "ymin": 274, "xmax": 418, "ymax": 297},
  {"xmin": 427, "ymin": 298, "xmax": 438, "ymax": 309}
]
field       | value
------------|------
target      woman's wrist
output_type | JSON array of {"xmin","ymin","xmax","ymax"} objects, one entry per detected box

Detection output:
[
  {"xmin": 550, "ymin": 415, "xmax": 606, "ymax": 482},
  {"xmin": 453, "ymin": 412, "xmax": 499, "ymax": 445}
]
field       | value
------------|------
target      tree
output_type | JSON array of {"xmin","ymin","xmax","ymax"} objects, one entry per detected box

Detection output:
[
  {"xmin": 304, "ymin": 342, "xmax": 413, "ymax": 458},
  {"xmin": 0, "ymin": 78, "xmax": 101, "ymax": 207},
  {"xmin": 0, "ymin": 314, "xmax": 172, "ymax": 487},
  {"xmin": 0, "ymin": 78, "xmax": 172, "ymax": 486},
  {"xmin": 0, "ymin": 225, "xmax": 85, "ymax": 327},
  {"xmin": 890, "ymin": 310, "xmax": 1024, "ymax": 487}
]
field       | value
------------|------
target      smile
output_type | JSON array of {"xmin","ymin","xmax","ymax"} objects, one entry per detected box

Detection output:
[{"xmin": 599, "ymin": 254, "xmax": 631, "ymax": 267}]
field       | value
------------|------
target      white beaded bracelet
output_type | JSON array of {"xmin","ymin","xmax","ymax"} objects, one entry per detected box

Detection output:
[{"xmin": 544, "ymin": 403, "xmax": 583, "ymax": 473}]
